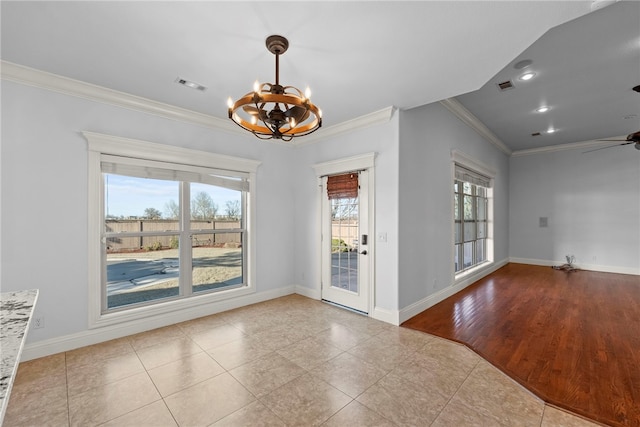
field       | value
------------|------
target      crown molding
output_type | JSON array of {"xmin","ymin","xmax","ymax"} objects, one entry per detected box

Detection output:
[
  {"xmin": 439, "ymin": 98, "xmax": 512, "ymax": 156},
  {"xmin": 2, "ymin": 61, "xmax": 396, "ymax": 146},
  {"xmin": 1, "ymin": 60, "xmax": 243, "ymax": 135},
  {"xmin": 294, "ymin": 106, "xmax": 397, "ymax": 147},
  {"xmin": 510, "ymin": 136, "xmax": 629, "ymax": 157}
]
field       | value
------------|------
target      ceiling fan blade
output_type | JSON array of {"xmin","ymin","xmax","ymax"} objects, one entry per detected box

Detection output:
[
  {"xmin": 242, "ymin": 105, "xmax": 269, "ymax": 121},
  {"xmin": 583, "ymin": 142, "xmax": 633, "ymax": 154},
  {"xmin": 284, "ymin": 106, "xmax": 310, "ymax": 123}
]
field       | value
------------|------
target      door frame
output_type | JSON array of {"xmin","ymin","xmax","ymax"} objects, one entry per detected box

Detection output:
[{"xmin": 312, "ymin": 152, "xmax": 376, "ymax": 315}]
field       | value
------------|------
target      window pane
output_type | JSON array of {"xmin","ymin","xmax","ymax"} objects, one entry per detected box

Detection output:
[
  {"xmin": 454, "ymin": 196, "xmax": 459, "ymax": 220},
  {"xmin": 464, "ymin": 195, "xmax": 474, "ymax": 220},
  {"xmin": 192, "ymin": 235, "xmax": 243, "ymax": 293},
  {"xmin": 454, "ymin": 222, "xmax": 462, "ymax": 244},
  {"xmin": 454, "ymin": 244, "xmax": 461, "ymax": 272},
  {"xmin": 104, "ymin": 174, "xmax": 179, "ymax": 222},
  {"xmin": 190, "ymin": 183, "xmax": 242, "ymax": 229},
  {"xmin": 463, "ymin": 222, "xmax": 476, "ymax": 242},
  {"xmin": 476, "ymin": 239, "xmax": 486, "ymax": 263},
  {"xmin": 477, "ymin": 197, "xmax": 486, "ymax": 221},
  {"xmin": 477, "ymin": 221, "xmax": 487, "ymax": 239},
  {"xmin": 477, "ymin": 186, "xmax": 486, "ymax": 197},
  {"xmin": 463, "ymin": 242, "xmax": 473, "ymax": 269},
  {"xmin": 463, "ymin": 182, "xmax": 473, "ymax": 195},
  {"xmin": 106, "ymin": 235, "xmax": 180, "ymax": 309}
]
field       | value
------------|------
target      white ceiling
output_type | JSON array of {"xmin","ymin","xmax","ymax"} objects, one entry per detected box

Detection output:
[{"xmin": 2, "ymin": 1, "xmax": 637, "ymax": 151}]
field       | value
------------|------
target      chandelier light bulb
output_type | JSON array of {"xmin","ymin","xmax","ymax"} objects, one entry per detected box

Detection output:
[
  {"xmin": 250, "ymin": 116, "xmax": 258, "ymax": 125},
  {"xmin": 227, "ymin": 97, "xmax": 234, "ymax": 108},
  {"xmin": 305, "ymin": 86, "xmax": 311, "ymax": 99},
  {"xmin": 253, "ymin": 80, "xmax": 260, "ymax": 92}
]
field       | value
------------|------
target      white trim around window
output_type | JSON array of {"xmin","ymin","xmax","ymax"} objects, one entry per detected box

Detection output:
[
  {"xmin": 85, "ymin": 131, "xmax": 261, "ymax": 329},
  {"xmin": 451, "ymin": 150, "xmax": 496, "ymax": 284}
]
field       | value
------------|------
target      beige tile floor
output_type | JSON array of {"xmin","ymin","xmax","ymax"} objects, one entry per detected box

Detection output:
[{"xmin": 5, "ymin": 294, "xmax": 601, "ymax": 427}]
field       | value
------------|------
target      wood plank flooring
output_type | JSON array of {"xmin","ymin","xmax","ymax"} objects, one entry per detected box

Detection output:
[{"xmin": 402, "ymin": 263, "xmax": 640, "ymax": 427}]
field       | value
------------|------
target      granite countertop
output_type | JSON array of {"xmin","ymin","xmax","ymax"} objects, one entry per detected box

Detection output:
[{"xmin": 0, "ymin": 289, "xmax": 39, "ymax": 425}]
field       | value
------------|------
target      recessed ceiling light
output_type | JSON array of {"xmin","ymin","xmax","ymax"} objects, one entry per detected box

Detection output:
[
  {"xmin": 519, "ymin": 72, "xmax": 536, "ymax": 81},
  {"xmin": 546, "ymin": 128, "xmax": 556, "ymax": 134},
  {"xmin": 536, "ymin": 106, "xmax": 550, "ymax": 113},
  {"xmin": 514, "ymin": 59, "xmax": 533, "ymax": 70}
]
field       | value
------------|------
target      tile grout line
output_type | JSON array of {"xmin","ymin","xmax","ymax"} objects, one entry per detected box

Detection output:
[{"xmin": 428, "ymin": 355, "xmax": 482, "ymax": 426}]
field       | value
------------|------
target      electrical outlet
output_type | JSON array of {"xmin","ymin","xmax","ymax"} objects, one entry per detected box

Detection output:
[{"xmin": 32, "ymin": 316, "xmax": 45, "ymax": 329}]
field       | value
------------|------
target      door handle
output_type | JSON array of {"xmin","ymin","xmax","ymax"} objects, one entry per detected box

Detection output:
[{"xmin": 360, "ymin": 250, "xmax": 367, "ymax": 255}]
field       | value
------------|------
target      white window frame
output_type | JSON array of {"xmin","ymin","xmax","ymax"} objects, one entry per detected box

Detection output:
[
  {"xmin": 85, "ymin": 132, "xmax": 260, "ymax": 328},
  {"xmin": 451, "ymin": 150, "xmax": 496, "ymax": 283}
]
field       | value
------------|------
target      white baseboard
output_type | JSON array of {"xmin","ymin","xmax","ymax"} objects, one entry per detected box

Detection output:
[
  {"xmin": 509, "ymin": 257, "xmax": 639, "ymax": 276},
  {"xmin": 371, "ymin": 306, "xmax": 400, "ymax": 326},
  {"xmin": 21, "ymin": 285, "xmax": 295, "ymax": 361},
  {"xmin": 399, "ymin": 258, "xmax": 509, "ymax": 324},
  {"xmin": 294, "ymin": 284, "xmax": 321, "ymax": 300}
]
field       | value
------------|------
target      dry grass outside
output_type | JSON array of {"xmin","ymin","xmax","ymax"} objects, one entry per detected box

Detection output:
[{"xmin": 107, "ymin": 247, "xmax": 242, "ymax": 308}]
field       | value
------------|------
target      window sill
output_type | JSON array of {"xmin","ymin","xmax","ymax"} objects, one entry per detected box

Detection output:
[
  {"xmin": 455, "ymin": 261, "xmax": 493, "ymax": 284},
  {"xmin": 90, "ymin": 285, "xmax": 254, "ymax": 329}
]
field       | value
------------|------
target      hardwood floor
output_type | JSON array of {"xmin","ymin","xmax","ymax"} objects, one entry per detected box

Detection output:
[{"xmin": 402, "ymin": 263, "xmax": 640, "ymax": 427}]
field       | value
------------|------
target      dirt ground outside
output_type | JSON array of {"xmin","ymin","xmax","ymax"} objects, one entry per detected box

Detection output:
[{"xmin": 107, "ymin": 247, "xmax": 242, "ymax": 308}]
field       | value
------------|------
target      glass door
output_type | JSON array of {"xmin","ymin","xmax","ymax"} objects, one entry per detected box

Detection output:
[{"xmin": 321, "ymin": 170, "xmax": 369, "ymax": 313}]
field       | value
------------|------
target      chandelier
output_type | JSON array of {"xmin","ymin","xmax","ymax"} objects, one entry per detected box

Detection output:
[{"xmin": 227, "ymin": 35, "xmax": 322, "ymax": 141}]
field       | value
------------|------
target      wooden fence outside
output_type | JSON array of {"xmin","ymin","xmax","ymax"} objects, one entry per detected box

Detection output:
[{"xmin": 106, "ymin": 220, "xmax": 241, "ymax": 252}]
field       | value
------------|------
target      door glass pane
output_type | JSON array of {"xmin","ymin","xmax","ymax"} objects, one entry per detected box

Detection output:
[
  {"xmin": 331, "ymin": 197, "xmax": 359, "ymax": 293},
  {"xmin": 106, "ymin": 234, "xmax": 180, "ymax": 309}
]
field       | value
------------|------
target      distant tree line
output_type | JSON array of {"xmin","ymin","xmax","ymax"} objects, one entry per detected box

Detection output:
[{"xmin": 106, "ymin": 192, "xmax": 241, "ymax": 220}]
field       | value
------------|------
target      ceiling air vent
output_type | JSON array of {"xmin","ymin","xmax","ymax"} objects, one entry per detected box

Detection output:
[
  {"xmin": 497, "ymin": 80, "xmax": 514, "ymax": 91},
  {"xmin": 531, "ymin": 132, "xmax": 541, "ymax": 137},
  {"xmin": 175, "ymin": 77, "xmax": 207, "ymax": 91}
]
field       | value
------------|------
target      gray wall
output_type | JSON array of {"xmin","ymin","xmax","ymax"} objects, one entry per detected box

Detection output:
[
  {"xmin": 509, "ymin": 146, "xmax": 640, "ymax": 273},
  {"xmin": 292, "ymin": 113, "xmax": 400, "ymax": 314},
  {"xmin": 1, "ymin": 80, "xmax": 297, "ymax": 343},
  {"xmin": 398, "ymin": 103, "xmax": 510, "ymax": 310}
]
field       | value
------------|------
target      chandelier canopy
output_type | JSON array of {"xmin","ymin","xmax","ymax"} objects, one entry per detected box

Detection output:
[{"xmin": 227, "ymin": 35, "xmax": 322, "ymax": 141}]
